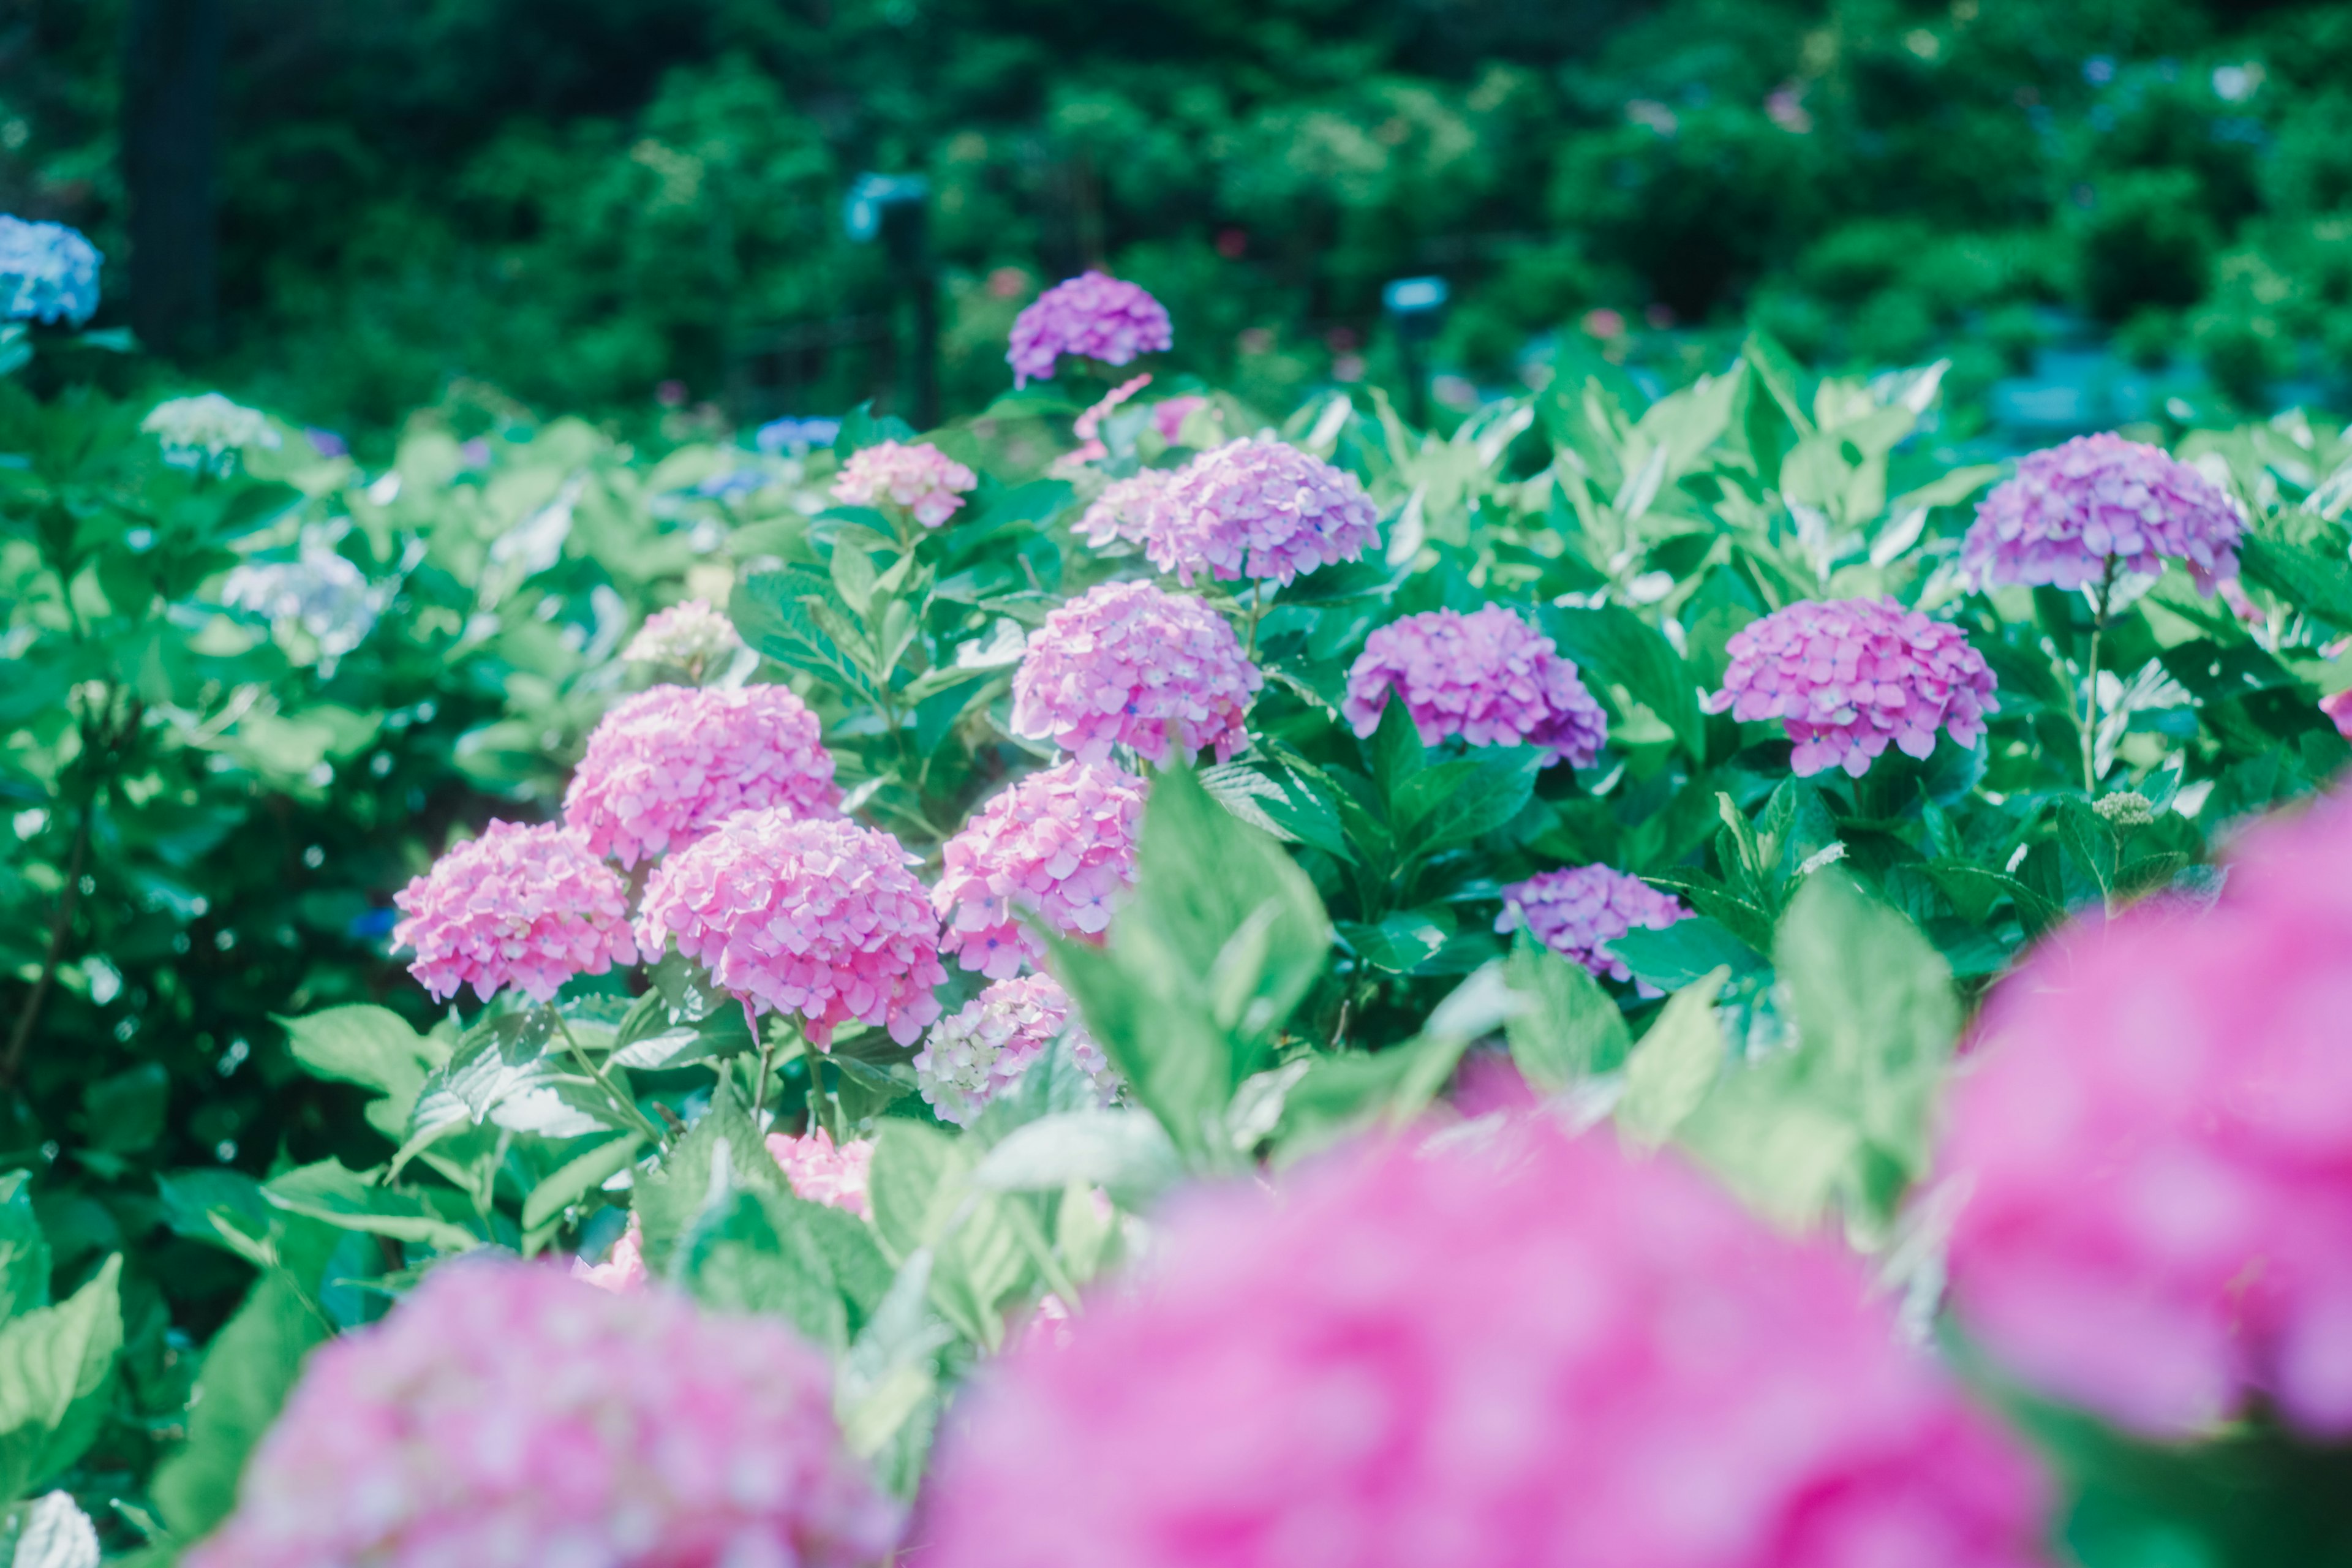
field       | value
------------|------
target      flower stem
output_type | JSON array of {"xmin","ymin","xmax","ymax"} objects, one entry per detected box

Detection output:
[
  {"xmin": 2081, "ymin": 559, "xmax": 2117, "ymax": 794},
  {"xmin": 550, "ymin": 1008, "xmax": 666, "ymax": 1146}
]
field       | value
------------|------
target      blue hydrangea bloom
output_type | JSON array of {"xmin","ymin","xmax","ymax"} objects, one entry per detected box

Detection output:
[
  {"xmin": 0, "ymin": 216, "xmax": 103, "ymax": 326},
  {"xmin": 753, "ymin": 416, "xmax": 841, "ymax": 456}
]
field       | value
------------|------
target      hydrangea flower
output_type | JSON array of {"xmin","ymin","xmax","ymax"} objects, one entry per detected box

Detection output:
[
  {"xmin": 635, "ymin": 811, "xmax": 946, "ymax": 1048},
  {"xmin": 831, "ymin": 440, "xmax": 978, "ymax": 528},
  {"xmin": 933, "ymin": 760, "xmax": 1145, "ymax": 979},
  {"xmin": 1142, "ymin": 437, "xmax": 1381, "ymax": 587},
  {"xmin": 1964, "ymin": 432, "xmax": 2244, "ymax": 592},
  {"xmin": 188, "ymin": 1259, "xmax": 897, "ymax": 1568},
  {"xmin": 1010, "ymin": 581, "xmax": 1263, "ymax": 766},
  {"xmin": 924, "ymin": 1121, "xmax": 2049, "ymax": 1568},
  {"xmin": 0, "ymin": 216, "xmax": 102, "ymax": 326},
  {"xmin": 1151, "ymin": 395, "xmax": 1208, "ymax": 445},
  {"xmin": 1074, "ymin": 469, "xmax": 1174, "ymax": 551},
  {"xmin": 1942, "ymin": 789, "xmax": 2352, "ymax": 1439},
  {"xmin": 392, "ymin": 821, "xmax": 638, "ymax": 1005},
  {"xmin": 1056, "ymin": 374, "xmax": 1155, "ymax": 469},
  {"xmin": 142, "ymin": 393, "xmax": 282, "ymax": 475},
  {"xmin": 623, "ymin": 599, "xmax": 742, "ymax": 673},
  {"xmin": 573, "ymin": 1217, "xmax": 648, "ymax": 1292},
  {"xmin": 755, "ymin": 416, "xmax": 841, "ymax": 456},
  {"xmin": 1008, "ymin": 271, "xmax": 1173, "ymax": 386},
  {"xmin": 564, "ymin": 685, "xmax": 837, "ymax": 869},
  {"xmin": 916, "ymin": 974, "xmax": 1120, "ymax": 1126},
  {"xmin": 766, "ymin": 1128, "xmax": 875, "ymax": 1218},
  {"xmin": 1343, "ymin": 606, "xmax": 1608, "ymax": 767},
  {"xmin": 1703, "ymin": 597, "xmax": 1997, "ymax": 778},
  {"xmin": 219, "ymin": 529, "xmax": 387, "ymax": 662},
  {"xmin": 1496, "ymin": 865, "xmax": 1690, "ymax": 988}
]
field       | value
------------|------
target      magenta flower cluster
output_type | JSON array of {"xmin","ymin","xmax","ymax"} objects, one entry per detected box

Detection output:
[
  {"xmin": 933, "ymin": 760, "xmax": 1144, "ymax": 979},
  {"xmin": 1963, "ymin": 432, "xmax": 2244, "ymax": 592},
  {"xmin": 1942, "ymin": 789, "xmax": 2352, "ymax": 1439},
  {"xmin": 1343, "ymin": 605, "xmax": 1608, "ymax": 767},
  {"xmin": 831, "ymin": 439, "xmax": 978, "ymax": 528},
  {"xmin": 1074, "ymin": 469, "xmax": 1173, "ymax": 551},
  {"xmin": 1011, "ymin": 581, "xmax": 1264, "ymax": 766},
  {"xmin": 1142, "ymin": 437, "xmax": 1381, "ymax": 587},
  {"xmin": 1497, "ymin": 864, "xmax": 1689, "ymax": 988},
  {"xmin": 1703, "ymin": 597, "xmax": 1997, "ymax": 778},
  {"xmin": 924, "ymin": 1121, "xmax": 2048, "ymax": 1568},
  {"xmin": 622, "ymin": 598, "xmax": 741, "ymax": 671},
  {"xmin": 1006, "ymin": 271, "xmax": 1173, "ymax": 387},
  {"xmin": 636, "ymin": 810, "xmax": 946, "ymax": 1047},
  {"xmin": 563, "ymin": 684, "xmax": 838, "ymax": 869},
  {"xmin": 187, "ymin": 1260, "xmax": 896, "ymax": 1568},
  {"xmin": 916, "ymin": 974, "xmax": 1119, "ymax": 1126},
  {"xmin": 766, "ymin": 1128, "xmax": 875, "ymax": 1218},
  {"xmin": 392, "ymin": 821, "xmax": 638, "ymax": 1005}
]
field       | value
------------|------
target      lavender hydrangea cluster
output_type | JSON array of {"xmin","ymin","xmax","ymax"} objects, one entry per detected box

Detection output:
[
  {"xmin": 1703, "ymin": 597, "xmax": 1997, "ymax": 778},
  {"xmin": 1074, "ymin": 469, "xmax": 1174, "ymax": 551},
  {"xmin": 1964, "ymin": 432, "xmax": 2244, "ymax": 592},
  {"xmin": 0, "ymin": 215, "xmax": 102, "ymax": 326},
  {"xmin": 1007, "ymin": 271, "xmax": 1173, "ymax": 386},
  {"xmin": 932, "ymin": 759, "xmax": 1145, "ymax": 979},
  {"xmin": 1496, "ymin": 865, "xmax": 1689, "ymax": 988},
  {"xmin": 1142, "ymin": 438, "xmax": 1381, "ymax": 587},
  {"xmin": 1011, "ymin": 580, "xmax": 1264, "ymax": 766},
  {"xmin": 915, "ymin": 974, "xmax": 1120, "ymax": 1126},
  {"xmin": 1343, "ymin": 606, "xmax": 1608, "ymax": 767}
]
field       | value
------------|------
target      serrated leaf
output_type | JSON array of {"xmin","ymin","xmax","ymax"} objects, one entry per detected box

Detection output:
[
  {"xmin": 1503, "ymin": 930, "xmax": 1633, "ymax": 1090},
  {"xmin": 521, "ymin": 1135, "xmax": 646, "ymax": 1232},
  {"xmin": 1616, "ymin": 973, "xmax": 1728, "ymax": 1147},
  {"xmin": 149, "ymin": 1273, "xmax": 330, "ymax": 1544},
  {"xmin": 0, "ymin": 1256, "xmax": 122, "ymax": 1501}
]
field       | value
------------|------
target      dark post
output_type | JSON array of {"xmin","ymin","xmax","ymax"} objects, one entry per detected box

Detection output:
[
  {"xmin": 121, "ymin": 0, "xmax": 224, "ymax": 359},
  {"xmin": 1382, "ymin": 276, "xmax": 1450, "ymax": 431},
  {"xmin": 845, "ymin": 175, "xmax": 937, "ymax": 430}
]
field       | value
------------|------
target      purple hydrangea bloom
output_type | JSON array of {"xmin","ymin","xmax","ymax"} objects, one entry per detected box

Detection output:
[
  {"xmin": 1496, "ymin": 865, "xmax": 1690, "ymax": 988},
  {"xmin": 1008, "ymin": 273, "xmax": 1172, "ymax": 388},
  {"xmin": 1074, "ymin": 468, "xmax": 1174, "ymax": 551},
  {"xmin": 1142, "ymin": 437, "xmax": 1380, "ymax": 587},
  {"xmin": 1343, "ymin": 606, "xmax": 1608, "ymax": 767},
  {"xmin": 1703, "ymin": 598, "xmax": 1997, "ymax": 778},
  {"xmin": 1964, "ymin": 432, "xmax": 2244, "ymax": 593},
  {"xmin": 1010, "ymin": 581, "xmax": 1263, "ymax": 766},
  {"xmin": 0, "ymin": 216, "xmax": 102, "ymax": 326}
]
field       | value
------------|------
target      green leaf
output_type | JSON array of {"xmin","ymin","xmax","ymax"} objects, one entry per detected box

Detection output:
[
  {"xmin": 264, "ymin": 1162, "xmax": 480, "ymax": 1253},
  {"xmin": 1503, "ymin": 930, "xmax": 1632, "ymax": 1090},
  {"xmin": 731, "ymin": 570, "xmax": 883, "ymax": 703},
  {"xmin": 149, "ymin": 1273, "xmax": 330, "ymax": 1544},
  {"xmin": 2240, "ymin": 527, "xmax": 2352, "ymax": 630},
  {"xmin": 969, "ymin": 1111, "xmax": 1183, "ymax": 1210},
  {"xmin": 0, "ymin": 1174, "xmax": 51, "ymax": 1323},
  {"xmin": 0, "ymin": 1256, "xmax": 123, "ymax": 1501},
  {"xmin": 1389, "ymin": 746, "xmax": 1544, "ymax": 854},
  {"xmin": 282, "ymin": 1005, "xmax": 448, "ymax": 1144},
  {"xmin": 834, "ymin": 1253, "xmax": 952, "ymax": 1495},
  {"xmin": 520, "ymin": 1135, "xmax": 646, "ymax": 1233},
  {"xmin": 80, "ymin": 1064, "xmax": 168, "ymax": 1155},
  {"xmin": 676, "ymin": 1188, "xmax": 848, "ymax": 1352},
  {"xmin": 1336, "ymin": 909, "xmax": 1451, "ymax": 973},
  {"xmin": 1605, "ymin": 915, "xmax": 1766, "ymax": 992},
  {"xmin": 865, "ymin": 1123, "xmax": 1026, "ymax": 1348},
  {"xmin": 1616, "ymin": 973, "xmax": 1728, "ymax": 1147},
  {"xmin": 1542, "ymin": 604, "xmax": 1705, "ymax": 758},
  {"xmin": 1273, "ymin": 964, "xmax": 1519, "ymax": 1161},
  {"xmin": 633, "ymin": 1079, "xmax": 785, "ymax": 1273}
]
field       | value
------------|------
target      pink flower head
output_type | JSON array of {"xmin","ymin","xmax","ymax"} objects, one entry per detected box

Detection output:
[
  {"xmin": 933, "ymin": 760, "xmax": 1145, "ymax": 979},
  {"xmin": 635, "ymin": 811, "xmax": 946, "ymax": 1048},
  {"xmin": 916, "ymin": 974, "xmax": 1120, "ymax": 1126},
  {"xmin": 1702, "ymin": 597, "xmax": 1997, "ymax": 778},
  {"xmin": 1152, "ymin": 395, "xmax": 1208, "ymax": 445},
  {"xmin": 564, "ymin": 684, "xmax": 839, "ymax": 869},
  {"xmin": 187, "ymin": 1258, "xmax": 897, "ymax": 1568},
  {"xmin": 1142, "ymin": 437, "xmax": 1380, "ymax": 587},
  {"xmin": 1008, "ymin": 271, "xmax": 1174, "ymax": 387},
  {"xmin": 623, "ymin": 598, "xmax": 741, "ymax": 671},
  {"xmin": 1343, "ymin": 605, "xmax": 1608, "ymax": 767},
  {"xmin": 831, "ymin": 440, "xmax": 978, "ymax": 528},
  {"xmin": 1074, "ymin": 469, "xmax": 1175, "ymax": 551},
  {"xmin": 1011, "ymin": 581, "xmax": 1264, "ymax": 766},
  {"xmin": 1497, "ymin": 864, "xmax": 1689, "ymax": 989},
  {"xmin": 391, "ymin": 821, "xmax": 638, "ymax": 1005},
  {"xmin": 924, "ymin": 1121, "xmax": 2049, "ymax": 1568},
  {"xmin": 1964, "ymin": 432, "xmax": 2244, "ymax": 592},
  {"xmin": 573, "ymin": 1215, "xmax": 648, "ymax": 1292},
  {"xmin": 2321, "ymin": 688, "xmax": 2352, "ymax": 739},
  {"xmin": 766, "ymin": 1128, "xmax": 875, "ymax": 1218},
  {"xmin": 1942, "ymin": 790, "xmax": 2352, "ymax": 1440}
]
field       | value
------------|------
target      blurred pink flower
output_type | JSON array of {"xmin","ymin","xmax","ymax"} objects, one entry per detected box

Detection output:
[
  {"xmin": 924, "ymin": 1121, "xmax": 2049, "ymax": 1568},
  {"xmin": 933, "ymin": 760, "xmax": 1145, "ymax": 979},
  {"xmin": 564, "ymin": 685, "xmax": 838, "ymax": 869},
  {"xmin": 1075, "ymin": 469, "xmax": 1175, "ymax": 551},
  {"xmin": 916, "ymin": 974, "xmax": 1119, "ymax": 1126},
  {"xmin": 1964, "ymin": 432, "xmax": 2243, "ymax": 593},
  {"xmin": 1151, "ymin": 396, "xmax": 1208, "ymax": 444},
  {"xmin": 1142, "ymin": 437, "xmax": 1379, "ymax": 587},
  {"xmin": 392, "ymin": 821, "xmax": 638, "ymax": 1005},
  {"xmin": 766, "ymin": 1128, "xmax": 875, "ymax": 1218},
  {"xmin": 622, "ymin": 599, "xmax": 741, "ymax": 671},
  {"xmin": 636, "ymin": 811, "xmax": 945, "ymax": 1048},
  {"xmin": 2323, "ymin": 689, "xmax": 2352, "ymax": 739},
  {"xmin": 1011, "ymin": 581, "xmax": 1263, "ymax": 766},
  {"xmin": 1009, "ymin": 272, "xmax": 1174, "ymax": 386},
  {"xmin": 1496, "ymin": 864, "xmax": 1689, "ymax": 989},
  {"xmin": 573, "ymin": 1215, "xmax": 647, "ymax": 1292},
  {"xmin": 188, "ymin": 1258, "xmax": 897, "ymax": 1568},
  {"xmin": 832, "ymin": 440, "xmax": 978, "ymax": 528},
  {"xmin": 1343, "ymin": 605, "xmax": 1608, "ymax": 767}
]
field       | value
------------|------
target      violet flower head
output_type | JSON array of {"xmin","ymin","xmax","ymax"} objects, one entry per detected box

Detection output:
[
  {"xmin": 916, "ymin": 974, "xmax": 1119, "ymax": 1126},
  {"xmin": 187, "ymin": 1259, "xmax": 897, "ymax": 1568},
  {"xmin": 623, "ymin": 599, "xmax": 742, "ymax": 672},
  {"xmin": 1703, "ymin": 597, "xmax": 1997, "ymax": 778},
  {"xmin": 1142, "ymin": 437, "xmax": 1380, "ymax": 587},
  {"xmin": 635, "ymin": 810, "xmax": 945, "ymax": 1047},
  {"xmin": 925, "ymin": 1121, "xmax": 2051, "ymax": 1568},
  {"xmin": 831, "ymin": 440, "xmax": 978, "ymax": 528},
  {"xmin": 933, "ymin": 759, "xmax": 1145, "ymax": 979},
  {"xmin": 564, "ymin": 684, "xmax": 838, "ymax": 868},
  {"xmin": 1343, "ymin": 605, "xmax": 1608, "ymax": 767},
  {"xmin": 1496, "ymin": 864, "xmax": 1689, "ymax": 989},
  {"xmin": 1964, "ymin": 432, "xmax": 2244, "ymax": 593},
  {"xmin": 1074, "ymin": 468, "xmax": 1174, "ymax": 551},
  {"xmin": 766, "ymin": 1128, "xmax": 875, "ymax": 1218},
  {"xmin": 1010, "ymin": 581, "xmax": 1263, "ymax": 766},
  {"xmin": 1942, "ymin": 788, "xmax": 2352, "ymax": 1440},
  {"xmin": 391, "ymin": 821, "xmax": 638, "ymax": 1005},
  {"xmin": 0, "ymin": 215, "xmax": 102, "ymax": 326},
  {"xmin": 1008, "ymin": 271, "xmax": 1173, "ymax": 387}
]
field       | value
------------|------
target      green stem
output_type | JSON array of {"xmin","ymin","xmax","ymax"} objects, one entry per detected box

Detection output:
[
  {"xmin": 2081, "ymin": 560, "xmax": 2117, "ymax": 794},
  {"xmin": 550, "ymin": 1009, "xmax": 666, "ymax": 1145}
]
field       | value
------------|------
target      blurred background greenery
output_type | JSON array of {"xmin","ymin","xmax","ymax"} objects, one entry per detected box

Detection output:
[{"xmin": 7, "ymin": 0, "xmax": 2352, "ymax": 447}]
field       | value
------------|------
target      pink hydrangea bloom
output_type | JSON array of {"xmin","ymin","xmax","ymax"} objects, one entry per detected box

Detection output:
[
  {"xmin": 1074, "ymin": 468, "xmax": 1174, "ymax": 551},
  {"xmin": 573, "ymin": 1215, "xmax": 647, "ymax": 1292},
  {"xmin": 1963, "ymin": 432, "xmax": 2244, "ymax": 592},
  {"xmin": 1152, "ymin": 395, "xmax": 1208, "ymax": 445},
  {"xmin": 564, "ymin": 685, "xmax": 839, "ymax": 869},
  {"xmin": 622, "ymin": 598, "xmax": 741, "ymax": 671},
  {"xmin": 933, "ymin": 760, "xmax": 1145, "ymax": 978},
  {"xmin": 831, "ymin": 440, "xmax": 978, "ymax": 528},
  {"xmin": 1942, "ymin": 790, "xmax": 2352, "ymax": 1439},
  {"xmin": 2320, "ymin": 688, "xmax": 2352, "ymax": 739},
  {"xmin": 1343, "ymin": 606, "xmax": 1609, "ymax": 767},
  {"xmin": 187, "ymin": 1259, "xmax": 897, "ymax": 1568},
  {"xmin": 1702, "ymin": 597, "xmax": 1997, "ymax": 778},
  {"xmin": 1011, "ymin": 581, "xmax": 1264, "ymax": 766},
  {"xmin": 915, "ymin": 974, "xmax": 1120, "ymax": 1126},
  {"xmin": 636, "ymin": 811, "xmax": 946, "ymax": 1048},
  {"xmin": 1142, "ymin": 437, "xmax": 1380, "ymax": 587},
  {"xmin": 1008, "ymin": 271, "xmax": 1173, "ymax": 387},
  {"xmin": 391, "ymin": 821, "xmax": 638, "ymax": 1005},
  {"xmin": 1496, "ymin": 864, "xmax": 1689, "ymax": 988},
  {"xmin": 924, "ymin": 1122, "xmax": 2049, "ymax": 1568},
  {"xmin": 766, "ymin": 1128, "xmax": 875, "ymax": 1218}
]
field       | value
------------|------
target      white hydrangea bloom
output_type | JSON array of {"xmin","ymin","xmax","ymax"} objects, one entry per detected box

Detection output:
[{"xmin": 143, "ymin": 393, "xmax": 282, "ymax": 474}]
